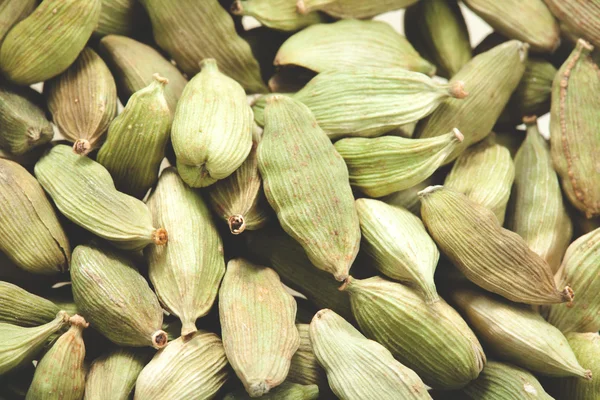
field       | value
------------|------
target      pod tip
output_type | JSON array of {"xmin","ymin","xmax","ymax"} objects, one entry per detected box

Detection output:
[
  {"xmin": 453, "ymin": 128, "xmax": 464, "ymax": 142},
  {"xmin": 522, "ymin": 115, "xmax": 537, "ymax": 125},
  {"xmin": 228, "ymin": 214, "xmax": 246, "ymax": 235},
  {"xmin": 576, "ymin": 38, "xmax": 594, "ymax": 52},
  {"xmin": 152, "ymin": 330, "xmax": 168, "ymax": 349},
  {"xmin": 152, "ymin": 228, "xmax": 168, "ymax": 245},
  {"xmin": 450, "ymin": 81, "xmax": 468, "ymax": 99},
  {"xmin": 562, "ymin": 286, "xmax": 574, "ymax": 303},
  {"xmin": 152, "ymin": 73, "xmax": 169, "ymax": 86},
  {"xmin": 73, "ymin": 139, "xmax": 91, "ymax": 155},
  {"xmin": 418, "ymin": 185, "xmax": 444, "ymax": 198},
  {"xmin": 69, "ymin": 314, "xmax": 89, "ymax": 328},
  {"xmin": 248, "ymin": 381, "xmax": 270, "ymax": 397},
  {"xmin": 297, "ymin": 0, "xmax": 307, "ymax": 14},
  {"xmin": 584, "ymin": 369, "xmax": 593, "ymax": 380},
  {"xmin": 231, "ymin": 0, "xmax": 243, "ymax": 14},
  {"xmin": 338, "ymin": 276, "xmax": 353, "ymax": 291}
]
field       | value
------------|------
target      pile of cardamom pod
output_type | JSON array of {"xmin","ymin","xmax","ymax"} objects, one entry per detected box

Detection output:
[{"xmin": 1, "ymin": 0, "xmax": 599, "ymax": 399}]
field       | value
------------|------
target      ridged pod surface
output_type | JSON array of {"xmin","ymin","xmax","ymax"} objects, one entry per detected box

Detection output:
[
  {"xmin": 0, "ymin": 282, "xmax": 59, "ymax": 326},
  {"xmin": 172, "ymin": 59, "xmax": 253, "ymax": 188},
  {"xmin": 0, "ymin": 0, "xmax": 37, "ymax": 42},
  {"xmin": 231, "ymin": 0, "xmax": 325, "ymax": 31},
  {"xmin": 551, "ymin": 333, "xmax": 600, "ymax": 399},
  {"xmin": 71, "ymin": 244, "xmax": 168, "ymax": 349},
  {"xmin": 297, "ymin": 0, "xmax": 419, "ymax": 19},
  {"xmin": 543, "ymin": 0, "xmax": 600, "ymax": 48},
  {"xmin": 145, "ymin": 168, "xmax": 225, "ymax": 337},
  {"xmin": 275, "ymin": 20, "xmax": 436, "ymax": 76},
  {"xmin": 34, "ymin": 145, "xmax": 167, "ymax": 251},
  {"xmin": 334, "ymin": 129, "xmax": 464, "ymax": 198},
  {"xmin": 0, "ymin": 159, "xmax": 70, "ymax": 274},
  {"xmin": 0, "ymin": 0, "xmax": 101, "ymax": 85},
  {"xmin": 310, "ymin": 308, "xmax": 432, "ymax": 399},
  {"xmin": 224, "ymin": 382, "xmax": 319, "ymax": 400},
  {"xmin": 420, "ymin": 186, "xmax": 570, "ymax": 305},
  {"xmin": 344, "ymin": 277, "xmax": 485, "ymax": 389},
  {"xmin": 95, "ymin": 0, "xmax": 148, "ymax": 37},
  {"xmin": 219, "ymin": 258, "xmax": 299, "ymax": 397},
  {"xmin": 288, "ymin": 324, "xmax": 327, "ymax": 389},
  {"xmin": 259, "ymin": 95, "xmax": 360, "ymax": 282}
]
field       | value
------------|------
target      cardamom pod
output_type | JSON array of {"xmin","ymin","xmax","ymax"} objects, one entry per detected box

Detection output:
[
  {"xmin": 259, "ymin": 95, "xmax": 360, "ymax": 282},
  {"xmin": 219, "ymin": 258, "xmax": 299, "ymax": 397},
  {"xmin": 95, "ymin": 0, "xmax": 149, "ymax": 37},
  {"xmin": 381, "ymin": 178, "xmax": 436, "ymax": 217},
  {"xmin": 0, "ymin": 281, "xmax": 59, "ymax": 326},
  {"xmin": 310, "ymin": 308, "xmax": 432, "ymax": 399},
  {"xmin": 172, "ymin": 58, "xmax": 253, "ymax": 188},
  {"xmin": 139, "ymin": 0, "xmax": 266, "ymax": 93},
  {"xmin": 231, "ymin": 0, "xmax": 325, "ymax": 31},
  {"xmin": 0, "ymin": 159, "xmax": 70, "ymax": 275},
  {"xmin": 551, "ymin": 332, "xmax": 600, "ymax": 399},
  {"xmin": 450, "ymin": 286, "xmax": 591, "ymax": 379},
  {"xmin": 334, "ymin": 129, "xmax": 464, "ymax": 198},
  {"xmin": 45, "ymin": 294, "xmax": 78, "ymax": 318},
  {"xmin": 404, "ymin": 0, "xmax": 472, "ymax": 79},
  {"xmin": 274, "ymin": 20, "xmax": 436, "ymax": 76},
  {"xmin": 544, "ymin": 0, "xmax": 600, "ymax": 48},
  {"xmin": 46, "ymin": 47, "xmax": 118, "ymax": 155},
  {"xmin": 251, "ymin": 94, "xmax": 269, "ymax": 127},
  {"xmin": 288, "ymin": 324, "xmax": 327, "ymax": 389},
  {"xmin": 97, "ymin": 74, "xmax": 171, "ymax": 199},
  {"xmin": 444, "ymin": 134, "xmax": 515, "ymax": 224},
  {"xmin": 145, "ymin": 167, "xmax": 225, "ymax": 337},
  {"xmin": 26, "ymin": 315, "xmax": 88, "ymax": 400},
  {"xmin": 0, "ymin": 0, "xmax": 101, "ymax": 85},
  {"xmin": 224, "ymin": 382, "xmax": 319, "ymax": 400},
  {"xmin": 70, "ymin": 244, "xmax": 168, "ymax": 349},
  {"xmin": 343, "ymin": 276, "xmax": 485, "ymax": 389},
  {"xmin": 0, "ymin": 0, "xmax": 36, "ymax": 42},
  {"xmin": 297, "ymin": 0, "xmax": 419, "ymax": 19},
  {"xmin": 550, "ymin": 39, "xmax": 600, "ymax": 218},
  {"xmin": 420, "ymin": 186, "xmax": 571, "ymax": 305},
  {"xmin": 34, "ymin": 145, "xmax": 167, "ymax": 251}
]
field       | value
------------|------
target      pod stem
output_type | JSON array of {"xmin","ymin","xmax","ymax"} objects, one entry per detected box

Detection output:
[
  {"xmin": 152, "ymin": 73, "xmax": 169, "ymax": 86},
  {"xmin": 228, "ymin": 214, "xmax": 246, "ymax": 235},
  {"xmin": 68, "ymin": 314, "xmax": 89, "ymax": 329},
  {"xmin": 562, "ymin": 286, "xmax": 574, "ymax": 303},
  {"xmin": 152, "ymin": 228, "xmax": 168, "ymax": 245},
  {"xmin": 338, "ymin": 276, "xmax": 353, "ymax": 292},
  {"xmin": 417, "ymin": 185, "xmax": 444, "ymax": 198},
  {"xmin": 151, "ymin": 330, "xmax": 168, "ymax": 349},
  {"xmin": 230, "ymin": 0, "xmax": 243, "ymax": 15},
  {"xmin": 584, "ymin": 369, "xmax": 593, "ymax": 380},
  {"xmin": 73, "ymin": 139, "xmax": 91, "ymax": 155},
  {"xmin": 296, "ymin": 0, "xmax": 308, "ymax": 14},
  {"xmin": 449, "ymin": 81, "xmax": 468, "ymax": 99},
  {"xmin": 181, "ymin": 320, "xmax": 198, "ymax": 337}
]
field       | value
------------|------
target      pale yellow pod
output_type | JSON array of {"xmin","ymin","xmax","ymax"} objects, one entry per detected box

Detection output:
[
  {"xmin": 231, "ymin": 0, "xmax": 325, "ymax": 31},
  {"xmin": 297, "ymin": 0, "xmax": 419, "ymax": 19}
]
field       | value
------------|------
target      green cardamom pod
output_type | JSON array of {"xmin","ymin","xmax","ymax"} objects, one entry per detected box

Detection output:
[
  {"xmin": 172, "ymin": 58, "xmax": 253, "ymax": 188},
  {"xmin": 444, "ymin": 134, "xmax": 515, "ymax": 224},
  {"xmin": 550, "ymin": 39, "xmax": 600, "ymax": 218},
  {"xmin": 334, "ymin": 129, "xmax": 464, "ymax": 198},
  {"xmin": 420, "ymin": 186, "xmax": 571, "ymax": 305},
  {"xmin": 450, "ymin": 286, "xmax": 591, "ymax": 379},
  {"xmin": 34, "ymin": 145, "xmax": 167, "ymax": 251},
  {"xmin": 288, "ymin": 324, "xmax": 327, "ymax": 389},
  {"xmin": 544, "ymin": 0, "xmax": 600, "ymax": 48},
  {"xmin": 404, "ymin": 0, "xmax": 472, "ymax": 79},
  {"xmin": 297, "ymin": 0, "xmax": 419, "ymax": 19},
  {"xmin": 275, "ymin": 20, "xmax": 436, "ymax": 76},
  {"xmin": 0, "ymin": 159, "xmax": 70, "ymax": 274},
  {"xmin": 259, "ymin": 95, "xmax": 360, "ymax": 282},
  {"xmin": 71, "ymin": 244, "xmax": 168, "ymax": 349},
  {"xmin": 415, "ymin": 40, "xmax": 528, "ymax": 163},
  {"xmin": 0, "ymin": 0, "xmax": 101, "ymax": 85},
  {"xmin": 0, "ymin": 281, "xmax": 59, "ymax": 326},
  {"xmin": 381, "ymin": 178, "xmax": 436, "ymax": 217},
  {"xmin": 231, "ymin": 0, "xmax": 325, "ymax": 31},
  {"xmin": 97, "ymin": 74, "xmax": 171, "ymax": 199},
  {"xmin": 94, "ymin": 0, "xmax": 149, "ymax": 37},
  {"xmin": 0, "ymin": 0, "xmax": 36, "ymax": 42},
  {"xmin": 145, "ymin": 167, "xmax": 225, "ymax": 337},
  {"xmin": 310, "ymin": 308, "xmax": 432, "ymax": 399},
  {"xmin": 224, "ymin": 382, "xmax": 319, "ymax": 400},
  {"xmin": 343, "ymin": 276, "xmax": 485, "ymax": 389},
  {"xmin": 551, "ymin": 332, "xmax": 600, "ymax": 399}
]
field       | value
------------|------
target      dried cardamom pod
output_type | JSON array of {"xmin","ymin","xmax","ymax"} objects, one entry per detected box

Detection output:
[
  {"xmin": 95, "ymin": 0, "xmax": 149, "ymax": 37},
  {"xmin": 0, "ymin": 0, "xmax": 101, "ymax": 85},
  {"xmin": 450, "ymin": 286, "xmax": 591, "ymax": 379},
  {"xmin": 356, "ymin": 199, "xmax": 439, "ymax": 303},
  {"xmin": 334, "ymin": 129, "xmax": 464, "ymax": 198},
  {"xmin": 343, "ymin": 276, "xmax": 485, "ymax": 389},
  {"xmin": 34, "ymin": 145, "xmax": 167, "ymax": 251},
  {"xmin": 219, "ymin": 258, "xmax": 299, "ymax": 397},
  {"xmin": 310, "ymin": 308, "xmax": 432, "ymax": 399},
  {"xmin": 420, "ymin": 186, "xmax": 571, "ymax": 305},
  {"xmin": 134, "ymin": 331, "xmax": 229, "ymax": 400},
  {"xmin": 231, "ymin": 0, "xmax": 325, "ymax": 31},
  {"xmin": 145, "ymin": 167, "xmax": 225, "ymax": 337},
  {"xmin": 0, "ymin": 0, "xmax": 36, "ymax": 42},
  {"xmin": 544, "ymin": 0, "xmax": 600, "ymax": 48},
  {"xmin": 0, "ymin": 159, "xmax": 70, "ymax": 275},
  {"xmin": 275, "ymin": 20, "xmax": 436, "ymax": 76},
  {"xmin": 139, "ymin": 0, "xmax": 266, "ymax": 93},
  {"xmin": 550, "ymin": 39, "xmax": 600, "ymax": 218},
  {"xmin": 288, "ymin": 324, "xmax": 327, "ymax": 389},
  {"xmin": 444, "ymin": 134, "xmax": 515, "ymax": 224},
  {"xmin": 97, "ymin": 74, "xmax": 171, "ymax": 199},
  {"xmin": 507, "ymin": 116, "xmax": 572, "ymax": 273},
  {"xmin": 381, "ymin": 178, "xmax": 436, "ymax": 217},
  {"xmin": 404, "ymin": 0, "xmax": 472, "ymax": 79},
  {"xmin": 71, "ymin": 244, "xmax": 168, "ymax": 349},
  {"xmin": 297, "ymin": 0, "xmax": 419, "ymax": 19},
  {"xmin": 26, "ymin": 315, "xmax": 88, "ymax": 400},
  {"xmin": 259, "ymin": 95, "xmax": 360, "ymax": 282},
  {"xmin": 415, "ymin": 40, "xmax": 528, "ymax": 163},
  {"xmin": 0, "ymin": 282, "xmax": 59, "ymax": 326},
  {"xmin": 172, "ymin": 58, "xmax": 253, "ymax": 188},
  {"xmin": 551, "ymin": 333, "xmax": 600, "ymax": 399},
  {"xmin": 224, "ymin": 382, "xmax": 319, "ymax": 400}
]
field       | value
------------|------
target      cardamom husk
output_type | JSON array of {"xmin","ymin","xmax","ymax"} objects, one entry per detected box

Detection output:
[
  {"xmin": 288, "ymin": 324, "xmax": 327, "ymax": 389},
  {"xmin": 544, "ymin": 0, "xmax": 600, "ymax": 48},
  {"xmin": 224, "ymin": 382, "xmax": 319, "ymax": 400},
  {"xmin": 297, "ymin": 0, "xmax": 419, "ymax": 19},
  {"xmin": 0, "ymin": 0, "xmax": 36, "ymax": 42},
  {"xmin": 94, "ymin": 0, "xmax": 149, "ymax": 37},
  {"xmin": 0, "ymin": 281, "xmax": 59, "ymax": 326},
  {"xmin": 231, "ymin": 0, "xmax": 325, "ymax": 31}
]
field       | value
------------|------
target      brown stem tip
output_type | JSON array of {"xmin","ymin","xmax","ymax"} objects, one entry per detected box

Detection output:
[
  {"xmin": 450, "ymin": 81, "xmax": 468, "ymax": 99},
  {"xmin": 73, "ymin": 139, "xmax": 91, "ymax": 155},
  {"xmin": 152, "ymin": 228, "xmax": 168, "ymax": 245},
  {"xmin": 452, "ymin": 128, "xmax": 464, "ymax": 142},
  {"xmin": 228, "ymin": 214, "xmax": 246, "ymax": 235},
  {"xmin": 338, "ymin": 276, "xmax": 353, "ymax": 291},
  {"xmin": 152, "ymin": 73, "xmax": 169, "ymax": 86},
  {"xmin": 296, "ymin": 0, "xmax": 308, "ymax": 14},
  {"xmin": 248, "ymin": 381, "xmax": 270, "ymax": 397},
  {"xmin": 152, "ymin": 330, "xmax": 168, "ymax": 349},
  {"xmin": 68, "ymin": 314, "xmax": 89, "ymax": 328},
  {"xmin": 230, "ymin": 0, "xmax": 243, "ymax": 15},
  {"xmin": 562, "ymin": 286, "xmax": 574, "ymax": 303},
  {"xmin": 584, "ymin": 369, "xmax": 593, "ymax": 380},
  {"xmin": 522, "ymin": 115, "xmax": 537, "ymax": 125}
]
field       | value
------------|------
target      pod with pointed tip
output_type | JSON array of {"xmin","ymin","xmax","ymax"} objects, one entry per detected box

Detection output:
[
  {"xmin": 543, "ymin": 0, "xmax": 600, "ymax": 48},
  {"xmin": 0, "ymin": 0, "xmax": 37, "ymax": 42},
  {"xmin": 231, "ymin": 0, "xmax": 325, "ymax": 31},
  {"xmin": 288, "ymin": 324, "xmax": 327, "ymax": 389},
  {"xmin": 551, "ymin": 333, "xmax": 600, "ymax": 399},
  {"xmin": 224, "ymin": 382, "xmax": 319, "ymax": 400},
  {"xmin": 0, "ymin": 282, "xmax": 59, "ymax": 326},
  {"xmin": 297, "ymin": 0, "xmax": 419, "ymax": 19}
]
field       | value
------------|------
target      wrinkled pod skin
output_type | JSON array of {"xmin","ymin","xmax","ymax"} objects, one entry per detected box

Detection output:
[{"xmin": 0, "ymin": 281, "xmax": 60, "ymax": 326}]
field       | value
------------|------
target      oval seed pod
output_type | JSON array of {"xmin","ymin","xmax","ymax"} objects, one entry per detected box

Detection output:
[
  {"xmin": 543, "ymin": 0, "xmax": 600, "ymax": 48},
  {"xmin": 259, "ymin": 95, "xmax": 360, "ymax": 282},
  {"xmin": 415, "ymin": 40, "xmax": 528, "ymax": 163},
  {"xmin": 419, "ymin": 186, "xmax": 571, "ymax": 305},
  {"xmin": 356, "ymin": 199, "xmax": 439, "ymax": 302},
  {"xmin": 71, "ymin": 244, "xmax": 168, "ymax": 349},
  {"xmin": 297, "ymin": 0, "xmax": 419, "ymax": 19},
  {"xmin": 98, "ymin": 35, "xmax": 188, "ymax": 113},
  {"xmin": 25, "ymin": 315, "xmax": 88, "ymax": 400},
  {"xmin": 231, "ymin": 0, "xmax": 325, "ymax": 32},
  {"xmin": 550, "ymin": 39, "xmax": 600, "ymax": 218},
  {"xmin": 444, "ymin": 135, "xmax": 515, "ymax": 224},
  {"xmin": 94, "ymin": 0, "xmax": 149, "ymax": 37},
  {"xmin": 288, "ymin": 324, "xmax": 327, "ymax": 389},
  {"xmin": 172, "ymin": 59, "xmax": 253, "ymax": 188},
  {"xmin": 507, "ymin": 117, "xmax": 572, "ymax": 273},
  {"xmin": 145, "ymin": 168, "xmax": 225, "ymax": 337},
  {"xmin": 0, "ymin": 0, "xmax": 37, "ymax": 42},
  {"xmin": 0, "ymin": 0, "xmax": 101, "ymax": 85},
  {"xmin": 551, "ymin": 333, "xmax": 600, "ymax": 399},
  {"xmin": 34, "ymin": 145, "xmax": 167, "ymax": 251},
  {"xmin": 310, "ymin": 308, "xmax": 432, "ymax": 399},
  {"xmin": 275, "ymin": 20, "xmax": 436, "ymax": 76},
  {"xmin": 134, "ymin": 331, "xmax": 229, "ymax": 400},
  {"xmin": 344, "ymin": 276, "xmax": 485, "ymax": 389},
  {"xmin": 219, "ymin": 258, "xmax": 299, "ymax": 397},
  {"xmin": 404, "ymin": 0, "xmax": 472, "ymax": 79},
  {"xmin": 450, "ymin": 286, "xmax": 591, "ymax": 379},
  {"xmin": 0, "ymin": 282, "xmax": 59, "ymax": 326},
  {"xmin": 224, "ymin": 382, "xmax": 319, "ymax": 400},
  {"xmin": 334, "ymin": 129, "xmax": 464, "ymax": 198},
  {"xmin": 97, "ymin": 74, "xmax": 172, "ymax": 199}
]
